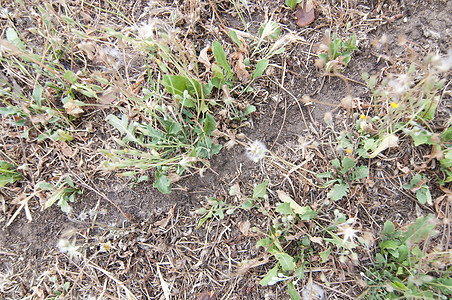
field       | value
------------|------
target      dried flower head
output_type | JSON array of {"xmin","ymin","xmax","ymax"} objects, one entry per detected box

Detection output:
[
  {"xmin": 246, "ymin": 140, "xmax": 267, "ymax": 162},
  {"xmin": 337, "ymin": 223, "xmax": 360, "ymax": 245},
  {"xmin": 57, "ymin": 238, "xmax": 81, "ymax": 261}
]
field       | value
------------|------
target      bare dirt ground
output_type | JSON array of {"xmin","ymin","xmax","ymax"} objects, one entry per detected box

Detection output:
[{"xmin": 0, "ymin": 0, "xmax": 451, "ymax": 299}]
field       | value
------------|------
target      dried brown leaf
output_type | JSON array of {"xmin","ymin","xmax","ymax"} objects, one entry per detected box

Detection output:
[
  {"xmin": 295, "ymin": 0, "xmax": 315, "ymax": 27},
  {"xmin": 78, "ymin": 42, "xmax": 96, "ymax": 60},
  {"xmin": 232, "ymin": 52, "xmax": 250, "ymax": 82},
  {"xmin": 154, "ymin": 205, "xmax": 176, "ymax": 228},
  {"xmin": 198, "ymin": 45, "xmax": 212, "ymax": 69},
  {"xmin": 238, "ymin": 220, "xmax": 250, "ymax": 236},
  {"xmin": 236, "ymin": 255, "xmax": 269, "ymax": 275},
  {"xmin": 63, "ymin": 99, "xmax": 84, "ymax": 117}
]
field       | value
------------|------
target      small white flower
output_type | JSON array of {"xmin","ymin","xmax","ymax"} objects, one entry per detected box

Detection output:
[{"xmin": 246, "ymin": 140, "xmax": 267, "ymax": 162}]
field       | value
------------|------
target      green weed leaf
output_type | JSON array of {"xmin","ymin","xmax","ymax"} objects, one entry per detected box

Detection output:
[
  {"xmin": 241, "ymin": 199, "xmax": 254, "ymax": 209},
  {"xmin": 253, "ymin": 181, "xmax": 268, "ymax": 198},
  {"xmin": 203, "ymin": 112, "xmax": 217, "ymax": 135},
  {"xmin": 340, "ymin": 157, "xmax": 356, "ymax": 174},
  {"xmin": 154, "ymin": 172, "xmax": 172, "ymax": 194},
  {"xmin": 253, "ymin": 59, "xmax": 269, "ymax": 79},
  {"xmin": 6, "ymin": 28, "xmax": 24, "ymax": 50},
  {"xmin": 0, "ymin": 161, "xmax": 22, "ymax": 187},
  {"xmin": 287, "ymin": 281, "xmax": 301, "ymax": 300},
  {"xmin": 228, "ymin": 30, "xmax": 241, "ymax": 47},
  {"xmin": 276, "ymin": 202, "xmax": 293, "ymax": 215},
  {"xmin": 353, "ymin": 165, "xmax": 369, "ymax": 180},
  {"xmin": 329, "ymin": 183, "xmax": 349, "ymax": 201},
  {"xmin": 259, "ymin": 264, "xmax": 279, "ymax": 286},
  {"xmin": 162, "ymin": 75, "xmax": 186, "ymax": 96},
  {"xmin": 212, "ymin": 41, "xmax": 233, "ymax": 79},
  {"xmin": 64, "ymin": 70, "xmax": 78, "ymax": 84},
  {"xmin": 382, "ymin": 221, "xmax": 395, "ymax": 236},
  {"xmin": 275, "ymin": 253, "xmax": 295, "ymax": 271}
]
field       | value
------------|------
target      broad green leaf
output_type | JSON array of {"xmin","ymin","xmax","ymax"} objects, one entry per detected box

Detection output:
[
  {"xmin": 65, "ymin": 176, "xmax": 74, "ymax": 188},
  {"xmin": 161, "ymin": 75, "xmax": 186, "ymax": 96},
  {"xmin": 212, "ymin": 41, "xmax": 233, "ymax": 79},
  {"xmin": 154, "ymin": 172, "xmax": 172, "ymax": 194},
  {"xmin": 353, "ymin": 165, "xmax": 369, "ymax": 180},
  {"xmin": 276, "ymin": 202, "xmax": 293, "ymax": 215},
  {"xmin": 228, "ymin": 30, "xmax": 241, "ymax": 46},
  {"xmin": 440, "ymin": 148, "xmax": 452, "ymax": 168},
  {"xmin": 396, "ymin": 244, "xmax": 409, "ymax": 262},
  {"xmin": 317, "ymin": 172, "xmax": 333, "ymax": 179},
  {"xmin": 410, "ymin": 131, "xmax": 431, "ymax": 146},
  {"xmin": 332, "ymin": 158, "xmax": 341, "ymax": 169},
  {"xmin": 287, "ymin": 281, "xmax": 301, "ymax": 300},
  {"xmin": 252, "ymin": 59, "xmax": 269, "ymax": 79},
  {"xmin": 241, "ymin": 199, "xmax": 254, "ymax": 209},
  {"xmin": 329, "ymin": 183, "xmax": 349, "ymax": 201},
  {"xmin": 401, "ymin": 214, "xmax": 437, "ymax": 245},
  {"xmin": 64, "ymin": 70, "xmax": 78, "ymax": 84},
  {"xmin": 256, "ymin": 237, "xmax": 273, "ymax": 249},
  {"xmin": 203, "ymin": 112, "xmax": 216, "ymax": 135},
  {"xmin": 244, "ymin": 105, "xmax": 256, "ymax": 116},
  {"xmin": 0, "ymin": 106, "xmax": 21, "ymax": 116},
  {"xmin": 382, "ymin": 221, "xmax": 395, "ymax": 236},
  {"xmin": 416, "ymin": 186, "xmax": 432, "ymax": 205},
  {"xmin": 389, "ymin": 281, "xmax": 408, "ymax": 291},
  {"xmin": 420, "ymin": 98, "xmax": 438, "ymax": 121},
  {"xmin": 441, "ymin": 126, "xmax": 452, "ymax": 142},
  {"xmin": 340, "ymin": 157, "xmax": 356, "ymax": 174},
  {"xmin": 106, "ymin": 114, "xmax": 142, "ymax": 145},
  {"xmin": 32, "ymin": 84, "xmax": 44, "ymax": 106},
  {"xmin": 276, "ymin": 190, "xmax": 317, "ymax": 219},
  {"xmin": 6, "ymin": 28, "xmax": 24, "ymax": 50},
  {"xmin": 253, "ymin": 181, "xmax": 268, "ymax": 198},
  {"xmin": 0, "ymin": 161, "xmax": 22, "ymax": 187},
  {"xmin": 285, "ymin": 0, "xmax": 298, "ymax": 10},
  {"xmin": 198, "ymin": 210, "xmax": 213, "ymax": 227},
  {"xmin": 259, "ymin": 264, "xmax": 279, "ymax": 286},
  {"xmin": 380, "ymin": 240, "xmax": 399, "ymax": 251},
  {"xmin": 275, "ymin": 253, "xmax": 295, "ymax": 271},
  {"xmin": 319, "ymin": 248, "xmax": 331, "ymax": 263}
]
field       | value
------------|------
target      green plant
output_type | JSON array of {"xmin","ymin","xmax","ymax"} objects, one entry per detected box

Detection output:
[
  {"xmin": 358, "ymin": 51, "xmax": 451, "ymax": 183},
  {"xmin": 0, "ymin": 161, "xmax": 22, "ymax": 187},
  {"xmin": 403, "ymin": 173, "xmax": 432, "ymax": 205},
  {"xmin": 37, "ymin": 176, "xmax": 81, "ymax": 214},
  {"xmin": 253, "ymin": 184, "xmax": 318, "ymax": 299},
  {"xmin": 362, "ymin": 215, "xmax": 451, "ymax": 299},
  {"xmin": 286, "ymin": 0, "xmax": 302, "ymax": 10},
  {"xmin": 318, "ymin": 156, "xmax": 369, "ymax": 202},
  {"xmin": 98, "ymin": 20, "xmax": 289, "ymax": 193},
  {"xmin": 317, "ymin": 30, "xmax": 357, "ymax": 73}
]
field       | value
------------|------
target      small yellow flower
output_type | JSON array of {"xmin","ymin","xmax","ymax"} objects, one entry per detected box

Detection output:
[
  {"xmin": 360, "ymin": 114, "xmax": 367, "ymax": 120},
  {"xmin": 123, "ymin": 148, "xmax": 129, "ymax": 153},
  {"xmin": 390, "ymin": 102, "xmax": 399, "ymax": 109},
  {"xmin": 105, "ymin": 153, "xmax": 112, "ymax": 158},
  {"xmin": 346, "ymin": 148, "xmax": 353, "ymax": 154}
]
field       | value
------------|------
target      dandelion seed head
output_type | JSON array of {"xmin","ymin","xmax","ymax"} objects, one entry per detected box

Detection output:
[
  {"xmin": 337, "ymin": 223, "xmax": 360, "ymax": 244},
  {"xmin": 246, "ymin": 140, "xmax": 267, "ymax": 162},
  {"xmin": 57, "ymin": 238, "xmax": 81, "ymax": 261}
]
